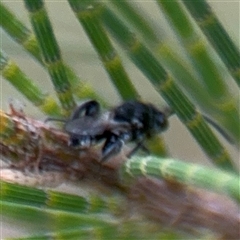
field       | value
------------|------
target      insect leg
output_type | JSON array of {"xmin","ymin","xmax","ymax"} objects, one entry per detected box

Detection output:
[
  {"xmin": 127, "ymin": 141, "xmax": 149, "ymax": 158},
  {"xmin": 101, "ymin": 134, "xmax": 124, "ymax": 162},
  {"xmin": 202, "ymin": 114, "xmax": 234, "ymax": 144}
]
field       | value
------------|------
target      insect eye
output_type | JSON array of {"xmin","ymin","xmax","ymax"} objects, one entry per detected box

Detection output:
[
  {"xmin": 156, "ymin": 113, "xmax": 168, "ymax": 130},
  {"xmin": 69, "ymin": 138, "xmax": 80, "ymax": 147}
]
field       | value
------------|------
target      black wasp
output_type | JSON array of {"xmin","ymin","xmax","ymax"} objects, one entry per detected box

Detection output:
[
  {"xmin": 47, "ymin": 100, "xmax": 233, "ymax": 162},
  {"xmin": 62, "ymin": 100, "xmax": 168, "ymax": 162}
]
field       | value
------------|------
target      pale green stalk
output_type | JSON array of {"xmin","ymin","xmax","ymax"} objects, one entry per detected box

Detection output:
[{"xmin": 123, "ymin": 156, "xmax": 240, "ymax": 202}]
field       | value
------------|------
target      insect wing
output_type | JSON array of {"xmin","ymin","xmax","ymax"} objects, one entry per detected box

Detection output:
[{"xmin": 64, "ymin": 116, "xmax": 107, "ymax": 136}]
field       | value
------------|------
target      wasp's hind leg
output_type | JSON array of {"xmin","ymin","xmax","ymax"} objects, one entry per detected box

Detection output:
[
  {"xmin": 127, "ymin": 141, "xmax": 150, "ymax": 158},
  {"xmin": 71, "ymin": 100, "xmax": 100, "ymax": 120},
  {"xmin": 101, "ymin": 134, "xmax": 124, "ymax": 162}
]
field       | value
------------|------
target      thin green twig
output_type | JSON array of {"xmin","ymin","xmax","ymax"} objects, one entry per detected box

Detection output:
[
  {"xmin": 68, "ymin": 1, "xmax": 139, "ymax": 100},
  {"xmin": 182, "ymin": 0, "xmax": 240, "ymax": 87},
  {"xmin": 0, "ymin": 51, "xmax": 61, "ymax": 116},
  {"xmin": 24, "ymin": 0, "xmax": 76, "ymax": 114}
]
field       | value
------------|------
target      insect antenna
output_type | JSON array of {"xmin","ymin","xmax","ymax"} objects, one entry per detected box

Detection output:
[
  {"xmin": 167, "ymin": 107, "xmax": 234, "ymax": 144},
  {"xmin": 202, "ymin": 115, "xmax": 234, "ymax": 145},
  {"xmin": 162, "ymin": 106, "xmax": 174, "ymax": 118},
  {"xmin": 44, "ymin": 117, "xmax": 66, "ymax": 124}
]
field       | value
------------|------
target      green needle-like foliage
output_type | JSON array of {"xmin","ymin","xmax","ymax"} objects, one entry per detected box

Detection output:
[
  {"xmin": 1, "ymin": 181, "xmax": 184, "ymax": 240},
  {"xmin": 156, "ymin": 1, "xmax": 239, "ymax": 129},
  {"xmin": 78, "ymin": 1, "xmax": 236, "ymax": 171},
  {"xmin": 182, "ymin": 0, "xmax": 240, "ymax": 87},
  {"xmin": 2, "ymin": 201, "xmax": 116, "ymax": 230},
  {"xmin": 108, "ymin": 0, "xmax": 159, "ymax": 45},
  {"xmin": 0, "ymin": 2, "xmax": 106, "ymax": 106},
  {"xmin": 0, "ymin": 180, "xmax": 123, "ymax": 215},
  {"xmin": 0, "ymin": 3, "xmax": 40, "ymax": 60},
  {"xmin": 157, "ymin": 1, "xmax": 227, "ymax": 97},
  {"xmin": 23, "ymin": 0, "xmax": 76, "ymax": 113},
  {"xmin": 0, "ymin": 51, "xmax": 61, "ymax": 116},
  {"xmin": 68, "ymin": 1, "xmax": 139, "ymax": 101},
  {"xmin": 1, "ymin": 181, "xmax": 123, "ymax": 238},
  {"xmin": 8, "ymin": 227, "xmax": 121, "ymax": 240},
  {"xmin": 108, "ymin": 1, "xmax": 239, "ymax": 142}
]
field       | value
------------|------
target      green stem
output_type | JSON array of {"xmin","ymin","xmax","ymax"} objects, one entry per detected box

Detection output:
[
  {"xmin": 0, "ymin": 2, "xmax": 107, "ymax": 106},
  {"xmin": 98, "ymin": 4, "xmax": 236, "ymax": 172},
  {"xmin": 0, "ymin": 51, "xmax": 61, "ymax": 116},
  {"xmin": 68, "ymin": 0, "xmax": 139, "ymax": 100},
  {"xmin": 123, "ymin": 156, "xmax": 240, "ymax": 203},
  {"xmin": 182, "ymin": 0, "xmax": 240, "ymax": 87},
  {"xmin": 105, "ymin": 1, "xmax": 239, "ymax": 141},
  {"xmin": 156, "ymin": 1, "xmax": 234, "ymax": 100},
  {"xmin": 1, "ymin": 201, "xmax": 115, "ymax": 230},
  {"xmin": 23, "ymin": 0, "xmax": 76, "ymax": 114},
  {"xmin": 108, "ymin": 0, "xmax": 159, "ymax": 45},
  {"xmin": 0, "ymin": 180, "xmax": 122, "ymax": 215},
  {"xmin": 7, "ymin": 227, "xmax": 118, "ymax": 240}
]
